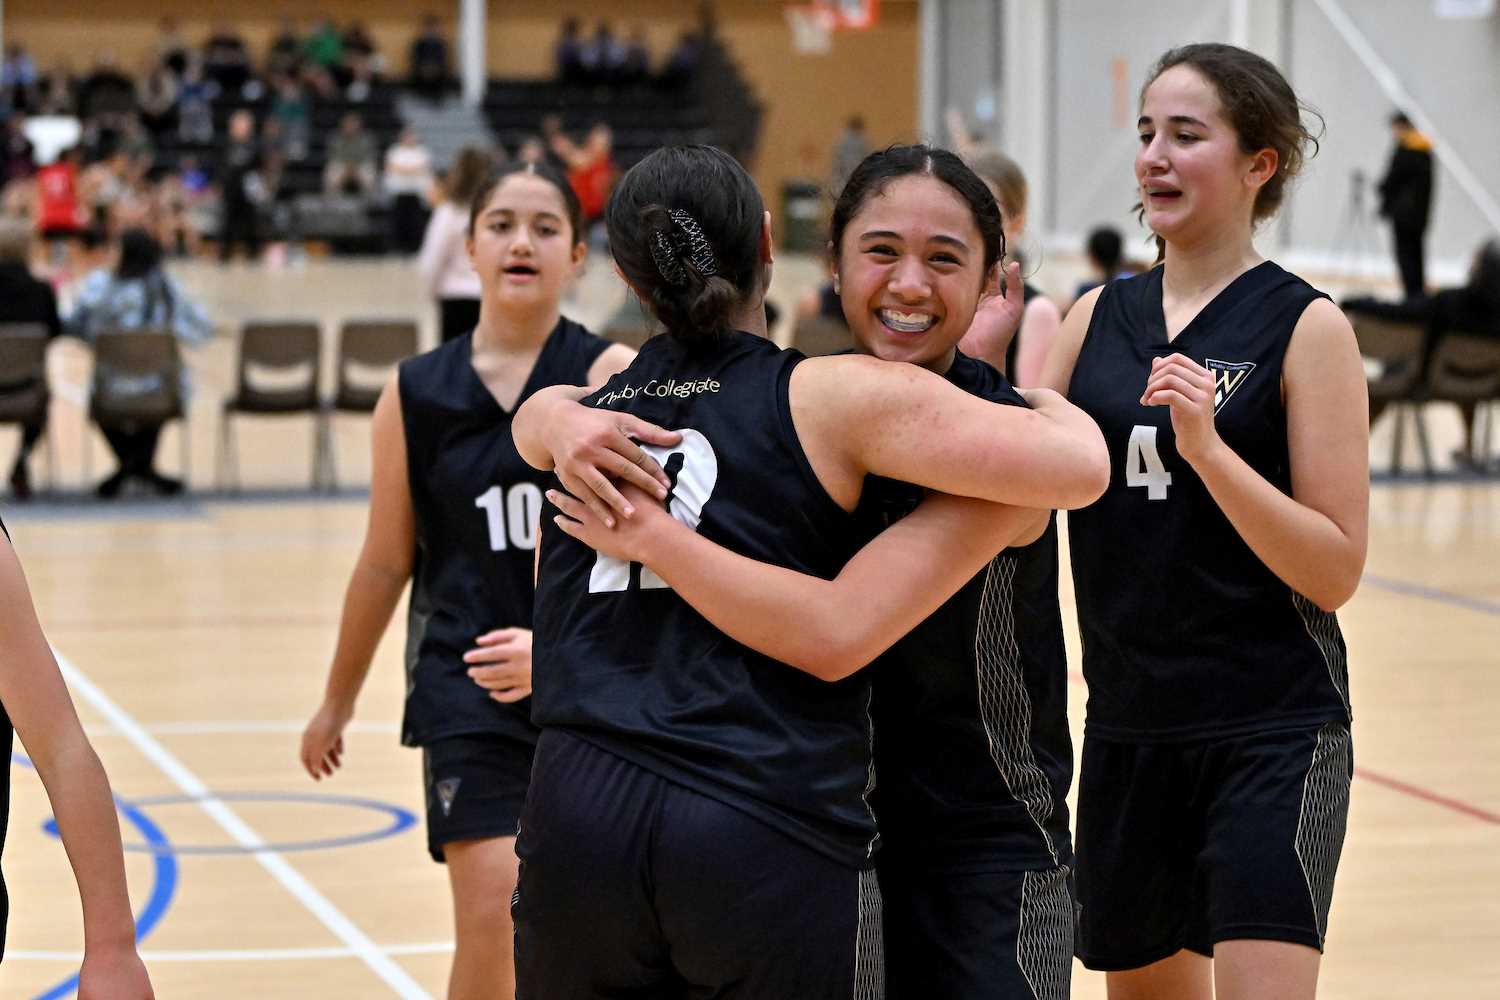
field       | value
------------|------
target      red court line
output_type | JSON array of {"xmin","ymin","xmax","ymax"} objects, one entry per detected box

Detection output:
[{"xmin": 1066, "ymin": 671, "xmax": 1499, "ymax": 828}]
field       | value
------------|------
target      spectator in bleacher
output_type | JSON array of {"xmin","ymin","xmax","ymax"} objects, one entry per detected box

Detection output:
[
  {"xmin": 323, "ymin": 112, "xmax": 378, "ymax": 197},
  {"xmin": 417, "ymin": 144, "xmax": 491, "ymax": 343},
  {"xmin": 78, "ymin": 52, "xmax": 136, "ymax": 125},
  {"xmin": 203, "ymin": 23, "xmax": 253, "ymax": 97},
  {"xmin": 270, "ymin": 74, "xmax": 311, "ymax": 161},
  {"xmin": 384, "ymin": 127, "xmax": 433, "ymax": 254},
  {"xmin": 829, "ymin": 116, "xmax": 869, "ymax": 197},
  {"xmin": 304, "ymin": 19, "xmax": 344, "ymax": 72},
  {"xmin": 216, "ymin": 109, "xmax": 265, "ymax": 263},
  {"xmin": 620, "ymin": 27, "xmax": 652, "ymax": 86},
  {"xmin": 658, "ymin": 30, "xmax": 703, "ymax": 91},
  {"xmin": 137, "ymin": 61, "xmax": 180, "ymax": 139},
  {"xmin": 342, "ymin": 21, "xmax": 381, "ymax": 73},
  {"xmin": 154, "ymin": 17, "xmax": 191, "ymax": 79},
  {"xmin": 2, "ymin": 113, "xmax": 37, "ymax": 184},
  {"xmin": 409, "ymin": 13, "xmax": 452, "ymax": 102},
  {"xmin": 34, "ymin": 146, "xmax": 85, "ymax": 251},
  {"xmin": 176, "ymin": 57, "xmax": 217, "ymax": 145},
  {"xmin": 67, "ymin": 226, "xmax": 213, "ymax": 497},
  {"xmin": 2, "ymin": 45, "xmax": 39, "ymax": 112},
  {"xmin": 35, "ymin": 59, "xmax": 78, "ymax": 116},
  {"xmin": 0, "ymin": 219, "xmax": 62, "ymax": 500},
  {"xmin": 580, "ymin": 21, "xmax": 628, "ymax": 86},
  {"xmin": 555, "ymin": 19, "xmax": 585, "ymax": 86},
  {"xmin": 268, "ymin": 18, "xmax": 304, "ymax": 78},
  {"xmin": 80, "ymin": 150, "xmax": 132, "ymax": 237},
  {"xmin": 345, "ymin": 53, "xmax": 378, "ymax": 104},
  {"xmin": 1346, "ymin": 238, "xmax": 1500, "ymax": 465}
]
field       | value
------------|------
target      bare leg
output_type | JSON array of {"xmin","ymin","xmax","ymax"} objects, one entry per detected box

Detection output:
[
  {"xmin": 1107, "ymin": 949, "xmax": 1213, "ymax": 1000},
  {"xmin": 1214, "ymin": 939, "xmax": 1320, "ymax": 1000},
  {"xmin": 443, "ymin": 836, "xmax": 520, "ymax": 1000}
]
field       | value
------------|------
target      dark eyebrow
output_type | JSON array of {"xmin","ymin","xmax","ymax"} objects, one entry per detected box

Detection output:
[
  {"xmin": 483, "ymin": 207, "xmax": 564, "ymax": 223},
  {"xmin": 859, "ymin": 229, "xmax": 971, "ymax": 252},
  {"xmin": 1137, "ymin": 114, "xmax": 1209, "ymax": 129}
]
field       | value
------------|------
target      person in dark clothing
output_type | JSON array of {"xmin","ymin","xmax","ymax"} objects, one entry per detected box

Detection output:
[
  {"xmin": 216, "ymin": 110, "xmax": 264, "ymax": 263},
  {"xmin": 409, "ymin": 14, "xmax": 451, "ymax": 101},
  {"xmin": 1346, "ymin": 238, "xmax": 1500, "ymax": 461},
  {"xmin": 1377, "ymin": 112, "xmax": 1435, "ymax": 300},
  {"xmin": 0, "ymin": 221, "xmax": 62, "ymax": 499}
]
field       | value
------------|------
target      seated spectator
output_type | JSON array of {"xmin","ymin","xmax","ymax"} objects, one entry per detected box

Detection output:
[
  {"xmin": 342, "ymin": 20, "xmax": 380, "ymax": 72},
  {"xmin": 203, "ymin": 23, "xmax": 252, "ymax": 96},
  {"xmin": 383, "ymin": 127, "xmax": 433, "ymax": 254},
  {"xmin": 303, "ymin": 19, "xmax": 344, "ymax": 72},
  {"xmin": 34, "ymin": 146, "xmax": 85, "ymax": 247},
  {"xmin": 555, "ymin": 19, "xmax": 585, "ymax": 85},
  {"xmin": 154, "ymin": 17, "xmax": 190, "ymax": 79},
  {"xmin": 78, "ymin": 53, "xmax": 136, "ymax": 124},
  {"xmin": 35, "ymin": 59, "xmax": 78, "ymax": 116},
  {"xmin": 136, "ymin": 62, "xmax": 179, "ymax": 138},
  {"xmin": 267, "ymin": 18, "xmax": 304, "ymax": 78},
  {"xmin": 345, "ymin": 53, "xmax": 378, "ymax": 104},
  {"xmin": 1070, "ymin": 225, "xmax": 1136, "ymax": 305},
  {"xmin": 659, "ymin": 30, "xmax": 703, "ymax": 91},
  {"xmin": 1348, "ymin": 239, "xmax": 1500, "ymax": 465},
  {"xmin": 620, "ymin": 27, "xmax": 651, "ymax": 85},
  {"xmin": 409, "ymin": 14, "xmax": 451, "ymax": 101},
  {"xmin": 80, "ymin": 150, "xmax": 132, "ymax": 237},
  {"xmin": 118, "ymin": 116, "xmax": 155, "ymax": 178},
  {"xmin": 65, "ymin": 227, "xmax": 213, "ymax": 497},
  {"xmin": 2, "ymin": 113, "xmax": 37, "ymax": 184},
  {"xmin": 269, "ymin": 74, "xmax": 310, "ymax": 161},
  {"xmin": 323, "ymin": 112, "xmax": 378, "ymax": 197},
  {"xmin": 580, "ymin": 21, "xmax": 627, "ymax": 86},
  {"xmin": 0, "ymin": 219, "xmax": 62, "ymax": 499},
  {"xmin": 176, "ymin": 57, "xmax": 218, "ymax": 145},
  {"xmin": 2, "ymin": 45, "xmax": 39, "ymax": 112}
]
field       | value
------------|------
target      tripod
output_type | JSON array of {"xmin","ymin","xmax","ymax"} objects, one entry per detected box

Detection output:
[{"xmin": 1330, "ymin": 168, "xmax": 1383, "ymax": 290}]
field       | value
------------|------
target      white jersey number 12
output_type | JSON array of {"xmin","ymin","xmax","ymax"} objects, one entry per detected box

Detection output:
[{"xmin": 1125, "ymin": 425, "xmax": 1172, "ymax": 500}]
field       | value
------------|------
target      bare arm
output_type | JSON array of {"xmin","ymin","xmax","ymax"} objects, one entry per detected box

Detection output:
[
  {"xmin": 1143, "ymin": 298, "xmax": 1369, "ymax": 610},
  {"xmin": 550, "ymin": 483, "xmax": 1048, "ymax": 680},
  {"xmin": 1013, "ymin": 295, "xmax": 1062, "ymax": 387},
  {"xmin": 0, "ymin": 538, "xmax": 153, "ymax": 997},
  {"xmin": 1038, "ymin": 284, "xmax": 1102, "ymax": 395},
  {"xmin": 300, "ymin": 377, "xmax": 416, "ymax": 778},
  {"xmin": 585, "ymin": 342, "xmax": 638, "ymax": 387},
  {"xmin": 792, "ymin": 355, "xmax": 1109, "ymax": 512}
]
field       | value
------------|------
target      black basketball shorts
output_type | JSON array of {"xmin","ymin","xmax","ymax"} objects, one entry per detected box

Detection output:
[
  {"xmin": 513, "ymin": 729, "xmax": 885, "ymax": 1000},
  {"xmin": 879, "ymin": 860, "xmax": 1075, "ymax": 1000},
  {"xmin": 1075, "ymin": 721, "xmax": 1353, "ymax": 970},
  {"xmin": 421, "ymin": 732, "xmax": 535, "ymax": 862}
]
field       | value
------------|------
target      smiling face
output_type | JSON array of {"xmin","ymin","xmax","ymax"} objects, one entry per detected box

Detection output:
[
  {"xmin": 1136, "ymin": 65, "xmax": 1274, "ymax": 246},
  {"xmin": 466, "ymin": 173, "xmax": 586, "ymax": 310},
  {"xmin": 834, "ymin": 174, "xmax": 987, "ymax": 373}
]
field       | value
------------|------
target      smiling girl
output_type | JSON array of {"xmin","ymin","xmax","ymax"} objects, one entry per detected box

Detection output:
[
  {"xmin": 299, "ymin": 161, "xmax": 637, "ymax": 1000},
  {"xmin": 1040, "ymin": 44, "xmax": 1368, "ymax": 1000}
]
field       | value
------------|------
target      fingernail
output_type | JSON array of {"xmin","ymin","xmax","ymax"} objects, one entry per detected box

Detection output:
[
  {"xmin": 605, "ymin": 518, "xmax": 615, "ymax": 529},
  {"xmin": 623, "ymin": 505, "xmax": 634, "ymax": 517}
]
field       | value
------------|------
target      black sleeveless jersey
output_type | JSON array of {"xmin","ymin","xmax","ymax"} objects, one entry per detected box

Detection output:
[
  {"xmin": 860, "ymin": 354, "xmax": 1074, "ymax": 874},
  {"xmin": 399, "ymin": 318, "xmax": 609, "ymax": 747},
  {"xmin": 0, "ymin": 516, "xmax": 10, "ymax": 956},
  {"xmin": 531, "ymin": 330, "xmax": 875, "ymax": 866},
  {"xmin": 1067, "ymin": 262, "xmax": 1352, "ymax": 742}
]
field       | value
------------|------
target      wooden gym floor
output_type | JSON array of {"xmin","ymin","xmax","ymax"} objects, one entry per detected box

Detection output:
[{"xmin": 1, "ymin": 258, "xmax": 1496, "ymax": 998}]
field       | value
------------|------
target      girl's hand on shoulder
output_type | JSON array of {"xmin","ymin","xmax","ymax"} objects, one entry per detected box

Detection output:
[
  {"xmin": 545, "ymin": 401, "xmax": 680, "ymax": 527},
  {"xmin": 77, "ymin": 943, "xmax": 154, "ymax": 1000},
  {"xmin": 1142, "ymin": 353, "xmax": 1220, "ymax": 464},
  {"xmin": 547, "ymin": 483, "xmax": 673, "ymax": 566}
]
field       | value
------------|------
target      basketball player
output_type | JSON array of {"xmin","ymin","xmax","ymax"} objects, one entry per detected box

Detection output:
[
  {"xmin": 1039, "ymin": 44, "xmax": 1368, "ymax": 1000},
  {"xmin": 0, "ymin": 518, "xmax": 155, "ymax": 996},
  {"xmin": 542, "ymin": 145, "xmax": 1079, "ymax": 1000},
  {"xmin": 508, "ymin": 144, "xmax": 1107, "ymax": 999},
  {"xmin": 297, "ymin": 161, "xmax": 639, "ymax": 1000}
]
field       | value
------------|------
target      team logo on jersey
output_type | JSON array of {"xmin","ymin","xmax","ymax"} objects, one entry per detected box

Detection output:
[
  {"xmin": 1206, "ymin": 359, "xmax": 1256, "ymax": 413},
  {"xmin": 436, "ymin": 777, "xmax": 462, "ymax": 817}
]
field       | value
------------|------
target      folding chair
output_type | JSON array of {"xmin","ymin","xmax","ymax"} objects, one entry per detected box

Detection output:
[
  {"xmin": 87, "ymin": 329, "xmax": 189, "ymax": 490},
  {"xmin": 0, "ymin": 323, "xmax": 56, "ymax": 493},
  {"xmin": 1350, "ymin": 313, "xmax": 1426, "ymax": 475},
  {"xmin": 1418, "ymin": 333, "xmax": 1500, "ymax": 475},
  {"xmin": 217, "ymin": 321, "xmax": 328, "ymax": 492},
  {"xmin": 325, "ymin": 319, "xmax": 419, "ymax": 489}
]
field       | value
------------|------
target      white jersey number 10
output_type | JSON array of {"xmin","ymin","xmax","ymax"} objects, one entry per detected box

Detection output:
[
  {"xmin": 1125, "ymin": 425, "xmax": 1172, "ymax": 500},
  {"xmin": 589, "ymin": 428, "xmax": 720, "ymax": 594}
]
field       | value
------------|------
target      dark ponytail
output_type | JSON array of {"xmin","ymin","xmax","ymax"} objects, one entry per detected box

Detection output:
[{"xmin": 607, "ymin": 145, "xmax": 765, "ymax": 344}]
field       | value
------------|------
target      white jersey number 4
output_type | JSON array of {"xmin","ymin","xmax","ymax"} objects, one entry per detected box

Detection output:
[
  {"xmin": 1125, "ymin": 425, "xmax": 1172, "ymax": 500},
  {"xmin": 589, "ymin": 428, "xmax": 719, "ymax": 593}
]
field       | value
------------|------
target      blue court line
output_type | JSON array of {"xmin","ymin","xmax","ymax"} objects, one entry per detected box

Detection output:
[
  {"xmin": 1363, "ymin": 573, "xmax": 1500, "ymax": 618},
  {"xmin": 12, "ymin": 753, "xmax": 177, "ymax": 1000},
  {"xmin": 42, "ymin": 790, "xmax": 417, "ymax": 856}
]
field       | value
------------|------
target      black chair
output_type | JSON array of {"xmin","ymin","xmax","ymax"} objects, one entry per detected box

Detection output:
[
  {"xmin": 1418, "ymin": 333, "xmax": 1500, "ymax": 474},
  {"xmin": 217, "ymin": 321, "xmax": 328, "ymax": 492},
  {"xmin": 325, "ymin": 319, "xmax": 419, "ymax": 488},
  {"xmin": 87, "ymin": 329, "xmax": 190, "ymax": 490},
  {"xmin": 0, "ymin": 323, "xmax": 55, "ymax": 493},
  {"xmin": 1350, "ymin": 313, "xmax": 1426, "ymax": 475}
]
